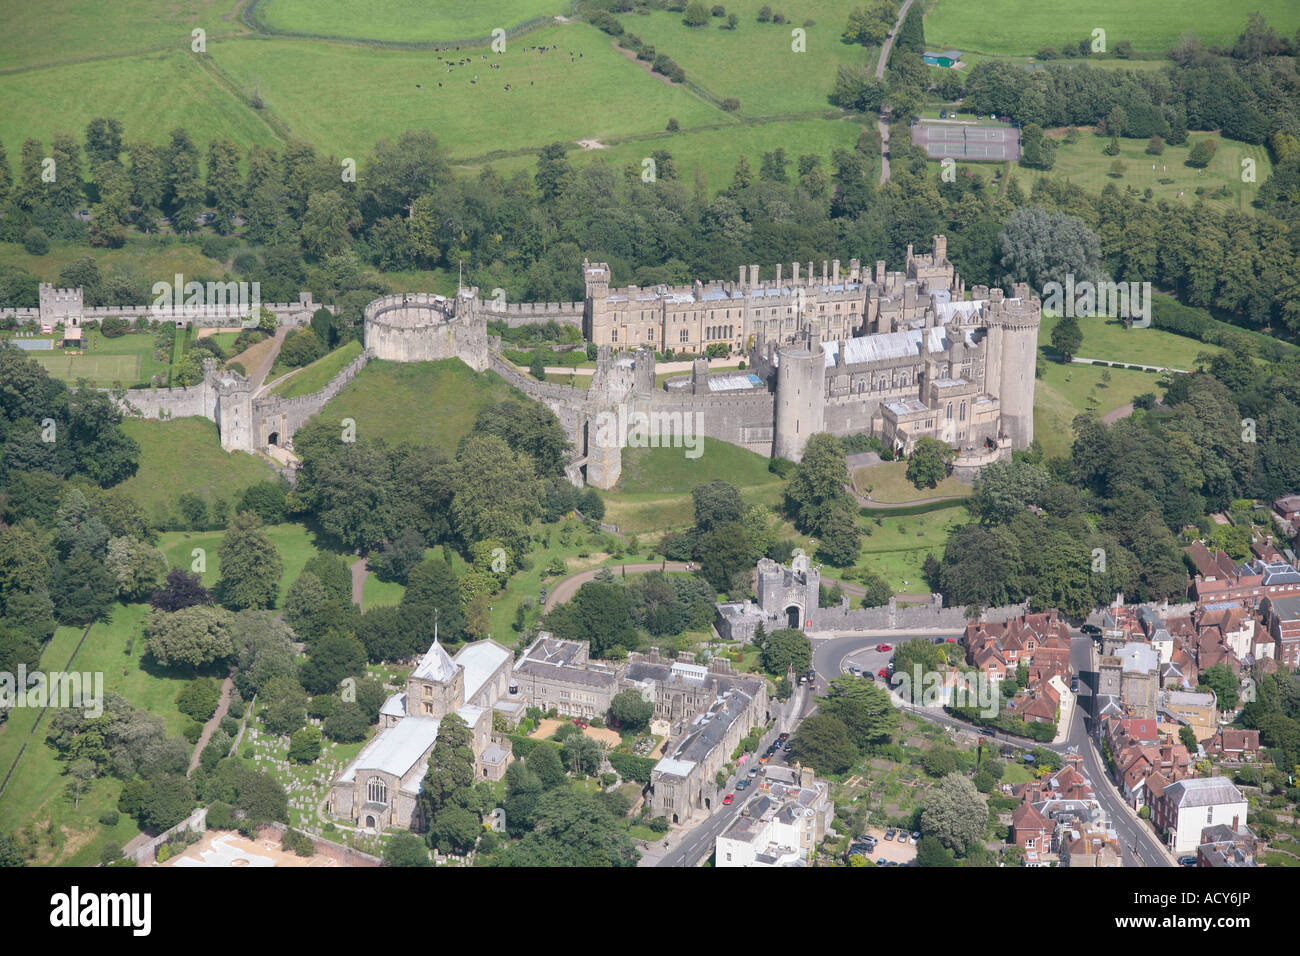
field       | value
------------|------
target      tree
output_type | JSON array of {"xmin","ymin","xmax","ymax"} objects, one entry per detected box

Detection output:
[
  {"xmin": 821, "ymin": 676, "xmax": 898, "ymax": 750},
  {"xmin": 610, "ymin": 688, "xmax": 654, "ymax": 732},
  {"xmin": 384, "ymin": 832, "xmax": 432, "ymax": 867},
  {"xmin": 145, "ymin": 605, "xmax": 234, "ymax": 671},
  {"xmin": 699, "ymin": 521, "xmax": 754, "ymax": 594},
  {"xmin": 562, "ymin": 734, "xmax": 604, "ymax": 777},
  {"xmin": 507, "ymin": 788, "xmax": 639, "ymax": 867},
  {"xmin": 921, "ymin": 772, "xmax": 987, "ymax": 854},
  {"xmin": 1197, "ymin": 663, "xmax": 1238, "ymax": 711},
  {"xmin": 906, "ymin": 437, "xmax": 955, "ymax": 489},
  {"xmin": 997, "ymin": 205, "xmax": 1102, "ymax": 291},
  {"xmin": 299, "ymin": 630, "xmax": 367, "ymax": 695},
  {"xmin": 402, "ymin": 557, "xmax": 466, "ymax": 643},
  {"xmin": 916, "ymin": 834, "xmax": 957, "ymax": 867},
  {"xmin": 1146, "ymin": 135, "xmax": 1165, "ymax": 155},
  {"xmin": 683, "ymin": 1, "xmax": 710, "ymax": 26},
  {"xmin": 526, "ymin": 744, "xmax": 566, "ymax": 790},
  {"xmin": 760, "ymin": 627, "xmax": 811, "ymax": 674},
  {"xmin": 785, "ymin": 433, "xmax": 852, "ymax": 536},
  {"xmin": 217, "ymin": 512, "xmax": 283, "ymax": 610},
  {"xmin": 535, "ymin": 142, "xmax": 574, "ymax": 202},
  {"xmin": 790, "ymin": 713, "xmax": 858, "ymax": 774},
  {"xmin": 261, "ymin": 675, "xmax": 308, "ymax": 736},
  {"xmin": 135, "ymin": 773, "xmax": 195, "ymax": 833},
  {"xmin": 429, "ymin": 805, "xmax": 480, "ymax": 855},
  {"xmin": 104, "ymin": 535, "xmax": 166, "ymax": 601},
  {"xmin": 544, "ymin": 581, "xmax": 636, "ymax": 657},
  {"xmin": 283, "ymin": 571, "xmax": 328, "ymax": 637},
  {"xmin": 1050, "ymin": 314, "xmax": 1083, "ymax": 362},
  {"xmin": 1187, "ymin": 139, "xmax": 1218, "ymax": 168},
  {"xmin": 287, "ymin": 725, "xmax": 322, "ymax": 763},
  {"xmin": 1178, "ymin": 724, "xmax": 1199, "ymax": 752},
  {"xmin": 692, "ymin": 480, "xmax": 744, "ymax": 532},
  {"xmin": 417, "ymin": 714, "xmax": 475, "ymax": 829},
  {"xmin": 323, "ymin": 701, "xmax": 370, "ymax": 742},
  {"xmin": 969, "ymin": 459, "xmax": 1050, "ymax": 525}
]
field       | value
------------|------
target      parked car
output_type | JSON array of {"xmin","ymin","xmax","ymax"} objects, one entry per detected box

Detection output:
[
  {"xmin": 885, "ymin": 829, "xmax": 897, "ymax": 841},
  {"xmin": 748, "ymin": 767, "xmax": 759, "ymax": 777},
  {"xmin": 876, "ymin": 643, "xmax": 893, "ymax": 652},
  {"xmin": 759, "ymin": 754, "xmax": 771, "ymax": 764},
  {"xmin": 1178, "ymin": 855, "xmax": 1198, "ymax": 867},
  {"xmin": 848, "ymin": 666, "xmax": 862, "ymax": 676},
  {"xmin": 723, "ymin": 794, "xmax": 734, "ymax": 806},
  {"xmin": 736, "ymin": 778, "xmax": 750, "ymax": 790},
  {"xmin": 910, "ymin": 832, "xmax": 920, "ymax": 845},
  {"xmin": 572, "ymin": 718, "xmax": 588, "ymax": 729},
  {"xmin": 1081, "ymin": 624, "xmax": 1101, "ymax": 636},
  {"xmin": 1070, "ymin": 677, "xmax": 1079, "ymax": 692},
  {"xmin": 876, "ymin": 858, "xmax": 888, "ymax": 866},
  {"xmin": 878, "ymin": 668, "xmax": 890, "ymax": 679},
  {"xmin": 778, "ymin": 732, "xmax": 790, "ymax": 741}
]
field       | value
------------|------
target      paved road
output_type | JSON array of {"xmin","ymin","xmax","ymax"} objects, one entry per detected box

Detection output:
[
  {"xmin": 542, "ymin": 561, "xmax": 691, "ymax": 613},
  {"xmin": 874, "ymin": 0, "xmax": 914, "ymax": 184},
  {"xmin": 1067, "ymin": 632, "xmax": 1173, "ymax": 868}
]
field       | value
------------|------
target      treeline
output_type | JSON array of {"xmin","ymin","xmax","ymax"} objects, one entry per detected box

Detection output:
[{"xmin": 938, "ymin": 344, "xmax": 1300, "ymax": 618}]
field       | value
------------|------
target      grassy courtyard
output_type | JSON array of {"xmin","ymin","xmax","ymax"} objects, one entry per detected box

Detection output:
[{"xmin": 851, "ymin": 460, "xmax": 973, "ymax": 503}]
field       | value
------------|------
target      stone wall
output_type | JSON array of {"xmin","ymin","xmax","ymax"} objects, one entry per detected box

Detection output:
[
  {"xmin": 809, "ymin": 598, "xmax": 1030, "ymax": 633},
  {"xmin": 482, "ymin": 301, "xmax": 583, "ymax": 328},
  {"xmin": 131, "ymin": 807, "xmax": 208, "ymax": 865},
  {"xmin": 251, "ymin": 350, "xmax": 371, "ymax": 449},
  {"xmin": 1, "ymin": 292, "xmax": 328, "ymax": 327},
  {"xmin": 255, "ymin": 822, "xmax": 383, "ymax": 867}
]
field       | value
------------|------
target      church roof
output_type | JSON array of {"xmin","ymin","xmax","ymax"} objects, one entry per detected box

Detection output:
[
  {"xmin": 453, "ymin": 640, "xmax": 512, "ymax": 702},
  {"xmin": 412, "ymin": 641, "xmax": 457, "ymax": 683},
  {"xmin": 338, "ymin": 717, "xmax": 441, "ymax": 783}
]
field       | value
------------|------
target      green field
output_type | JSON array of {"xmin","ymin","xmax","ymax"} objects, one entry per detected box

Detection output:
[
  {"xmin": 1038, "ymin": 314, "xmax": 1218, "ymax": 370},
  {"xmin": 209, "ymin": 25, "xmax": 721, "ymax": 159},
  {"xmin": 851, "ymin": 460, "xmax": 973, "ymax": 502},
  {"xmin": 603, "ymin": 438, "xmax": 784, "ymax": 533},
  {"xmin": 0, "ymin": 0, "xmax": 248, "ymax": 71},
  {"xmin": 159, "ymin": 522, "xmax": 330, "ymax": 605},
  {"xmin": 318, "ymin": 357, "xmax": 524, "ymax": 451},
  {"xmin": 925, "ymin": 0, "xmax": 1300, "ymax": 55},
  {"xmin": 1033, "ymin": 360, "xmax": 1163, "ymax": 459},
  {"xmin": 257, "ymin": 0, "xmax": 568, "ymax": 43},
  {"xmin": 1007, "ymin": 132, "xmax": 1271, "ymax": 213},
  {"xmin": 0, "ymin": 50, "xmax": 282, "ymax": 154},
  {"xmin": 117, "ymin": 416, "xmax": 278, "ymax": 524},
  {"xmin": 268, "ymin": 340, "xmax": 364, "ymax": 398},
  {"xmin": 613, "ymin": 1, "xmax": 874, "ymax": 116},
  {"xmin": 21, "ymin": 348, "xmax": 139, "ymax": 386},
  {"xmin": 0, "ymin": 238, "xmax": 226, "ymax": 286},
  {"xmin": 0, "ymin": 601, "xmax": 202, "ymax": 865}
]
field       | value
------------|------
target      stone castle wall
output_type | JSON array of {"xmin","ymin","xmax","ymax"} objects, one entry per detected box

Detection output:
[{"xmin": 250, "ymin": 350, "xmax": 372, "ymax": 448}]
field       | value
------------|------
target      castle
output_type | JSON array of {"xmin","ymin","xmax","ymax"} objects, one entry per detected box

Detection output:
[
  {"xmin": 10, "ymin": 237, "xmax": 1039, "ymax": 489},
  {"xmin": 361, "ymin": 235, "xmax": 1040, "ymax": 488}
]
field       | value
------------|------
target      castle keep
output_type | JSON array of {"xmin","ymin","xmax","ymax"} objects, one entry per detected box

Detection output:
[{"xmin": 25, "ymin": 237, "xmax": 1037, "ymax": 489}]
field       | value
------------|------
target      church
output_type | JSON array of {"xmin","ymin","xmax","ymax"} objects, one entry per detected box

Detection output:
[{"xmin": 328, "ymin": 637, "xmax": 516, "ymax": 831}]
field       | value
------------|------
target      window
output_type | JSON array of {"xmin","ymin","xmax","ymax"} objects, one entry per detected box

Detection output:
[
  {"xmin": 960, "ymin": 401, "xmax": 966, "ymax": 422},
  {"xmin": 680, "ymin": 329, "xmax": 689, "ymax": 343},
  {"xmin": 946, "ymin": 402, "xmax": 953, "ymax": 420},
  {"xmin": 611, "ymin": 329, "xmax": 618, "ymax": 342},
  {"xmin": 367, "ymin": 777, "xmax": 388, "ymax": 806}
]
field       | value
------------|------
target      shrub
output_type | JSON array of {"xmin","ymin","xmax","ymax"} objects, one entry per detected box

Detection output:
[
  {"xmin": 649, "ymin": 816, "xmax": 670, "ymax": 833},
  {"xmin": 206, "ymin": 801, "xmax": 235, "ymax": 830},
  {"xmin": 22, "ymin": 228, "xmax": 50, "ymax": 256},
  {"xmin": 98, "ymin": 810, "xmax": 120, "ymax": 827},
  {"xmin": 721, "ymin": 97, "xmax": 741, "ymax": 111}
]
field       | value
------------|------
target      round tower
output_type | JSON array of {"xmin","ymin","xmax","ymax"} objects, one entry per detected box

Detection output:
[
  {"xmin": 773, "ymin": 339, "xmax": 826, "ymax": 462},
  {"xmin": 990, "ymin": 296, "xmax": 1041, "ymax": 449}
]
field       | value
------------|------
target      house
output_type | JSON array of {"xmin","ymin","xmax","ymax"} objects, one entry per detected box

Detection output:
[
  {"xmin": 1150, "ymin": 778, "xmax": 1248, "ymax": 854},
  {"xmin": 1196, "ymin": 823, "xmax": 1257, "ymax": 867},
  {"xmin": 1159, "ymin": 689, "xmax": 1218, "ymax": 744},
  {"xmin": 1010, "ymin": 802, "xmax": 1052, "ymax": 864},
  {"xmin": 1259, "ymin": 594, "xmax": 1300, "ymax": 670},
  {"xmin": 715, "ymin": 769, "xmax": 834, "ymax": 867},
  {"xmin": 1206, "ymin": 728, "xmax": 1261, "ymax": 763},
  {"xmin": 1059, "ymin": 822, "xmax": 1122, "ymax": 867}
]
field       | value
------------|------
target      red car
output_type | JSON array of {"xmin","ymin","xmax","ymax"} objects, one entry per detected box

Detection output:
[
  {"xmin": 573, "ymin": 718, "xmax": 588, "ymax": 729},
  {"xmin": 876, "ymin": 643, "xmax": 892, "ymax": 652},
  {"xmin": 723, "ymin": 794, "xmax": 734, "ymax": 805},
  {"xmin": 878, "ymin": 667, "xmax": 890, "ymax": 679}
]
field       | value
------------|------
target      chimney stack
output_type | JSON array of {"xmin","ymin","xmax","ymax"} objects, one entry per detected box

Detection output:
[
  {"xmin": 739, "ymin": 265, "xmax": 746, "ymax": 286},
  {"xmin": 832, "ymin": 259, "xmax": 840, "ymax": 283},
  {"xmin": 776, "ymin": 263, "xmax": 783, "ymax": 285},
  {"xmin": 822, "ymin": 260, "xmax": 828, "ymax": 284},
  {"xmin": 750, "ymin": 264, "xmax": 759, "ymax": 286},
  {"xmin": 875, "ymin": 260, "xmax": 885, "ymax": 284},
  {"xmin": 792, "ymin": 262, "xmax": 799, "ymax": 282}
]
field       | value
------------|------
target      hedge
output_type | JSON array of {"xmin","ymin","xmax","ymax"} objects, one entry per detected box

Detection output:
[{"xmin": 609, "ymin": 751, "xmax": 656, "ymax": 784}]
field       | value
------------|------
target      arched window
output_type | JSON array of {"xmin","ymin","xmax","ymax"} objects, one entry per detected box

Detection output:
[
  {"xmin": 367, "ymin": 777, "xmax": 388, "ymax": 806},
  {"xmin": 946, "ymin": 402, "xmax": 953, "ymax": 420},
  {"xmin": 960, "ymin": 401, "xmax": 966, "ymax": 422}
]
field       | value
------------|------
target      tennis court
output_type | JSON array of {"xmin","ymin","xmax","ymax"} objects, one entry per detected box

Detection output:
[{"xmin": 912, "ymin": 121, "xmax": 1021, "ymax": 162}]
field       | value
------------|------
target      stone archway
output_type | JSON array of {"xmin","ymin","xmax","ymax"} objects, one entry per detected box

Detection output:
[
  {"xmin": 365, "ymin": 815, "xmax": 376, "ymax": 829},
  {"xmin": 786, "ymin": 605, "xmax": 802, "ymax": 629},
  {"xmin": 267, "ymin": 431, "xmax": 279, "ymax": 447}
]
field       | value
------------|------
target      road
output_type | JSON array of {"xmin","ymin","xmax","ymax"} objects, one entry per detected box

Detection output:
[
  {"xmin": 542, "ymin": 561, "xmax": 691, "ymax": 613},
  {"xmin": 874, "ymin": 0, "xmax": 914, "ymax": 184},
  {"xmin": 653, "ymin": 717, "xmax": 792, "ymax": 867}
]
